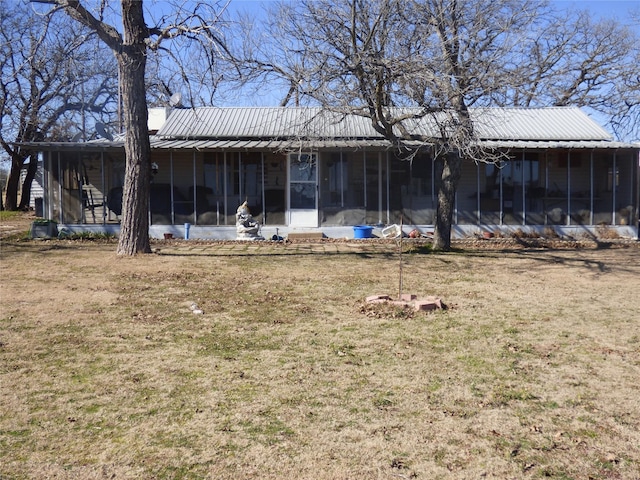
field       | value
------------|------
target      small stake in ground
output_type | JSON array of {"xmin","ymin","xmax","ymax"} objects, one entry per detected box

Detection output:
[{"xmin": 366, "ymin": 215, "xmax": 443, "ymax": 312}]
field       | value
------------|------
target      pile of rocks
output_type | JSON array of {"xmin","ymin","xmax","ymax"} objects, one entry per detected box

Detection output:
[{"xmin": 366, "ymin": 293, "xmax": 443, "ymax": 312}]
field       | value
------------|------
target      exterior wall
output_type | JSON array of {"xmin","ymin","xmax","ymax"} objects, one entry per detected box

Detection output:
[
  {"xmin": 43, "ymin": 146, "xmax": 640, "ymax": 239},
  {"xmin": 18, "ymin": 158, "xmax": 44, "ymax": 210}
]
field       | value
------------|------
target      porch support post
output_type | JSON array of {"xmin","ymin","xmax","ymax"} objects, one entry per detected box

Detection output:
[
  {"xmin": 476, "ymin": 161, "xmax": 481, "ymax": 225},
  {"xmin": 340, "ymin": 150, "xmax": 344, "ymax": 207},
  {"xmin": 78, "ymin": 152, "xmax": 84, "ymax": 223},
  {"xmin": 223, "ymin": 151, "xmax": 228, "ymax": 225},
  {"xmin": 612, "ymin": 151, "xmax": 617, "ymax": 224},
  {"xmin": 499, "ymin": 158, "xmax": 504, "ymax": 225},
  {"xmin": 386, "ymin": 151, "xmax": 390, "ymax": 224},
  {"xmin": 522, "ymin": 150, "xmax": 526, "ymax": 226},
  {"xmin": 589, "ymin": 150, "xmax": 594, "ymax": 225},
  {"xmin": 57, "ymin": 151, "xmax": 63, "ymax": 223},
  {"xmin": 170, "ymin": 151, "xmax": 175, "ymax": 225},
  {"xmin": 544, "ymin": 151, "xmax": 549, "ymax": 225},
  {"xmin": 192, "ymin": 150, "xmax": 197, "ymax": 224},
  {"xmin": 567, "ymin": 150, "xmax": 571, "ymax": 226},
  {"xmin": 363, "ymin": 149, "xmax": 367, "ymax": 209},
  {"xmin": 378, "ymin": 151, "xmax": 383, "ymax": 225},
  {"xmin": 101, "ymin": 152, "xmax": 106, "ymax": 224},
  {"xmin": 635, "ymin": 149, "xmax": 640, "ymax": 239},
  {"xmin": 43, "ymin": 151, "xmax": 50, "ymax": 219},
  {"xmin": 629, "ymin": 152, "xmax": 634, "ymax": 224},
  {"xmin": 261, "ymin": 152, "xmax": 266, "ymax": 222},
  {"xmin": 238, "ymin": 151, "xmax": 243, "ymax": 202},
  {"xmin": 431, "ymin": 149, "xmax": 436, "ymax": 203}
]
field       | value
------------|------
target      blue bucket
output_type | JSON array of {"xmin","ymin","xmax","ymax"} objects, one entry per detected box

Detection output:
[{"xmin": 353, "ymin": 225, "xmax": 373, "ymax": 239}]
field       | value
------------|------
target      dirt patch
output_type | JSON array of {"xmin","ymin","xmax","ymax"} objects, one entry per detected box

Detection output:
[{"xmin": 0, "ymin": 211, "xmax": 36, "ymax": 239}]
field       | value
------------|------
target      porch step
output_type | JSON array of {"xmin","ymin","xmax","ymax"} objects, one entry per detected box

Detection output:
[{"xmin": 287, "ymin": 231, "xmax": 325, "ymax": 240}]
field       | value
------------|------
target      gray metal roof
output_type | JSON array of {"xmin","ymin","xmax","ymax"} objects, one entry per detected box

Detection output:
[
  {"xmin": 477, "ymin": 140, "xmax": 632, "ymax": 150},
  {"xmin": 157, "ymin": 106, "xmax": 614, "ymax": 142},
  {"xmin": 156, "ymin": 107, "xmax": 375, "ymax": 140},
  {"xmin": 21, "ymin": 107, "xmax": 636, "ymax": 152},
  {"xmin": 472, "ymin": 107, "xmax": 613, "ymax": 141},
  {"xmin": 21, "ymin": 137, "xmax": 636, "ymax": 153}
]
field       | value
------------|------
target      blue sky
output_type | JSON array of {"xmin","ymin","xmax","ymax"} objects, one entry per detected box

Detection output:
[
  {"xmin": 227, "ymin": 0, "xmax": 640, "ymax": 22},
  {"xmin": 222, "ymin": 0, "xmax": 639, "ymax": 107},
  {"xmin": 553, "ymin": 0, "xmax": 639, "ymax": 22}
]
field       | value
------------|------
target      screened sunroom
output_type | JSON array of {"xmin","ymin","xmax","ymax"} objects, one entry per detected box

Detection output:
[{"xmin": 32, "ymin": 106, "xmax": 639, "ymax": 239}]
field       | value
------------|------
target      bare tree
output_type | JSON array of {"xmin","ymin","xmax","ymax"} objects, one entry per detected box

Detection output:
[
  {"xmin": 504, "ymin": 9, "xmax": 639, "ymax": 141},
  {"xmin": 239, "ymin": 0, "xmax": 638, "ymax": 249},
  {"xmin": 0, "ymin": 0, "xmax": 117, "ymax": 211},
  {"xmin": 36, "ymin": 0, "xmax": 229, "ymax": 255},
  {"xmin": 241, "ymin": 0, "xmax": 542, "ymax": 250}
]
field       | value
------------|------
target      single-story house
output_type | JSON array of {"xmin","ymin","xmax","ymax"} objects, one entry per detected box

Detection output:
[{"xmin": 30, "ymin": 106, "xmax": 640, "ymax": 239}]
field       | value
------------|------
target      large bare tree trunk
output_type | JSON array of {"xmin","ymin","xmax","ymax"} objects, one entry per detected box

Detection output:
[
  {"xmin": 3, "ymin": 153, "xmax": 25, "ymax": 211},
  {"xmin": 48, "ymin": 0, "xmax": 226, "ymax": 253},
  {"xmin": 433, "ymin": 153, "xmax": 462, "ymax": 251},
  {"xmin": 115, "ymin": 0, "xmax": 151, "ymax": 255},
  {"xmin": 18, "ymin": 153, "xmax": 39, "ymax": 211}
]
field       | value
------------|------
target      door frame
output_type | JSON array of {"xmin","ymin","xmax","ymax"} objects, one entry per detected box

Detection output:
[{"xmin": 287, "ymin": 152, "xmax": 319, "ymax": 227}]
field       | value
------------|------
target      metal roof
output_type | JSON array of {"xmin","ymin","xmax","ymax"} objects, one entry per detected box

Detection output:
[
  {"xmin": 20, "ymin": 107, "xmax": 636, "ymax": 152},
  {"xmin": 470, "ymin": 107, "xmax": 613, "ymax": 141},
  {"xmin": 20, "ymin": 137, "xmax": 636, "ymax": 153},
  {"xmin": 156, "ymin": 107, "xmax": 376, "ymax": 140},
  {"xmin": 156, "ymin": 106, "xmax": 614, "ymax": 142},
  {"xmin": 477, "ymin": 140, "xmax": 633, "ymax": 150}
]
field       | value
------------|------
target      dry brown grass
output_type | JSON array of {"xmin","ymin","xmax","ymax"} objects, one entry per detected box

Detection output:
[{"xmin": 1, "ymin": 228, "xmax": 639, "ymax": 479}]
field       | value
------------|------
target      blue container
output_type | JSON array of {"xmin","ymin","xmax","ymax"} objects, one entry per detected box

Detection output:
[
  {"xmin": 184, "ymin": 223, "xmax": 191, "ymax": 240},
  {"xmin": 353, "ymin": 225, "xmax": 373, "ymax": 239}
]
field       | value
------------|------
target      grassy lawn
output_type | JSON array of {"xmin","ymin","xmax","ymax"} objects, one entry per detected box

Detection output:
[{"xmin": 1, "ymin": 235, "xmax": 639, "ymax": 479}]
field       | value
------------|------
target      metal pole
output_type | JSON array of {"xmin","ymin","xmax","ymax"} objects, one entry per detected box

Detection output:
[
  {"xmin": 567, "ymin": 151, "xmax": 571, "ymax": 226},
  {"xmin": 170, "ymin": 151, "xmax": 174, "ymax": 225},
  {"xmin": 635, "ymin": 149, "xmax": 640, "ymax": 239},
  {"xmin": 363, "ymin": 150, "xmax": 367, "ymax": 210},
  {"xmin": 378, "ymin": 151, "xmax": 383, "ymax": 225},
  {"xmin": 612, "ymin": 151, "xmax": 617, "ymax": 224},
  {"xmin": 544, "ymin": 151, "xmax": 549, "ymax": 225},
  {"xmin": 521, "ymin": 150, "xmax": 526, "ymax": 226},
  {"xmin": 340, "ymin": 150, "xmax": 344, "ymax": 207},
  {"xmin": 101, "ymin": 152, "xmax": 105, "ymax": 224},
  {"xmin": 398, "ymin": 215, "xmax": 403, "ymax": 300},
  {"xmin": 43, "ymin": 150, "xmax": 50, "ymax": 219},
  {"xmin": 386, "ymin": 151, "xmax": 390, "ymax": 225},
  {"xmin": 193, "ymin": 151, "xmax": 197, "ymax": 224},
  {"xmin": 477, "ymin": 162, "xmax": 481, "ymax": 225},
  {"xmin": 590, "ymin": 150, "xmax": 594, "ymax": 225},
  {"xmin": 261, "ymin": 152, "xmax": 266, "ymax": 223},
  {"xmin": 499, "ymin": 160, "xmax": 503, "ymax": 225},
  {"xmin": 57, "ymin": 151, "xmax": 62, "ymax": 223},
  {"xmin": 223, "ymin": 151, "xmax": 228, "ymax": 225}
]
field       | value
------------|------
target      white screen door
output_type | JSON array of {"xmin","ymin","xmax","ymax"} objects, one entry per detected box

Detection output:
[{"xmin": 288, "ymin": 153, "xmax": 318, "ymax": 227}]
